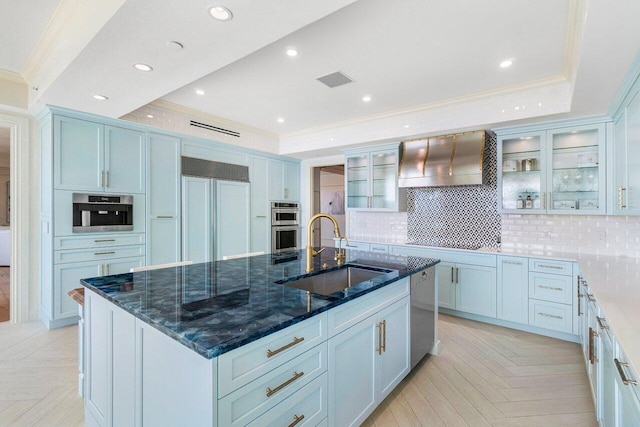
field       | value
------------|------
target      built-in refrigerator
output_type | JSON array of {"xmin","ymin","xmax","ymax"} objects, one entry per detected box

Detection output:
[{"xmin": 181, "ymin": 159, "xmax": 251, "ymax": 262}]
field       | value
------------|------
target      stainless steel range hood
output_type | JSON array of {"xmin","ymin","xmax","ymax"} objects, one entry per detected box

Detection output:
[{"xmin": 398, "ymin": 130, "xmax": 486, "ymax": 187}]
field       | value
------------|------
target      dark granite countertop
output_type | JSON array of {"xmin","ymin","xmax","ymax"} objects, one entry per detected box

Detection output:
[{"xmin": 80, "ymin": 248, "xmax": 439, "ymax": 359}]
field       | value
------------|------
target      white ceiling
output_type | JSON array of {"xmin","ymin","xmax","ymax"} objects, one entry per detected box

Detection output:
[{"xmin": 2, "ymin": 0, "xmax": 640, "ymax": 150}]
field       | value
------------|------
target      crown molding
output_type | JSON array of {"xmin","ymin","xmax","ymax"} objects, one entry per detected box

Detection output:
[
  {"xmin": 0, "ymin": 69, "xmax": 27, "ymax": 85},
  {"xmin": 147, "ymin": 99, "xmax": 279, "ymax": 139},
  {"xmin": 282, "ymin": 75, "xmax": 569, "ymax": 139},
  {"xmin": 561, "ymin": 0, "xmax": 588, "ymax": 85}
]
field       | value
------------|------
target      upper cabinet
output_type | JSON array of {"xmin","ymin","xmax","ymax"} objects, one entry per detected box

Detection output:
[
  {"xmin": 53, "ymin": 116, "xmax": 145, "ymax": 194},
  {"xmin": 268, "ymin": 159, "xmax": 300, "ymax": 202},
  {"xmin": 498, "ymin": 123, "xmax": 606, "ymax": 215},
  {"xmin": 344, "ymin": 143, "xmax": 406, "ymax": 211},
  {"xmin": 612, "ymin": 89, "xmax": 640, "ymax": 215}
]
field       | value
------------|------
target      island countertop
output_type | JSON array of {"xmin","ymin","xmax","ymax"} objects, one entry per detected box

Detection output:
[{"xmin": 80, "ymin": 249, "xmax": 439, "ymax": 359}]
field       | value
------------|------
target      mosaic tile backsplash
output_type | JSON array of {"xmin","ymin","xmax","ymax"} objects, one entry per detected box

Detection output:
[{"xmin": 406, "ymin": 132, "xmax": 501, "ymax": 249}]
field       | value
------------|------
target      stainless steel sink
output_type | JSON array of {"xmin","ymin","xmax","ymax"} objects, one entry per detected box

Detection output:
[{"xmin": 277, "ymin": 264, "xmax": 392, "ymax": 296}]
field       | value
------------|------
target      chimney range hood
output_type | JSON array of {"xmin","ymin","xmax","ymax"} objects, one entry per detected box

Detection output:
[{"xmin": 398, "ymin": 130, "xmax": 487, "ymax": 187}]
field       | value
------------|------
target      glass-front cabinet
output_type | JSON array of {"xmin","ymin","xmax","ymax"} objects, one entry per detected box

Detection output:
[
  {"xmin": 498, "ymin": 123, "xmax": 606, "ymax": 214},
  {"xmin": 344, "ymin": 143, "xmax": 406, "ymax": 211}
]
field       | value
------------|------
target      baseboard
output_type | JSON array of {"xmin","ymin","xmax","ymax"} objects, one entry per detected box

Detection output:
[
  {"xmin": 439, "ymin": 308, "xmax": 580, "ymax": 344},
  {"xmin": 41, "ymin": 314, "xmax": 79, "ymax": 330},
  {"xmin": 430, "ymin": 339, "xmax": 441, "ymax": 356}
]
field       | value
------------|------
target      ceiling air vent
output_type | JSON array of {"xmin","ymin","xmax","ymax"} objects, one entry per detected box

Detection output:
[
  {"xmin": 316, "ymin": 71, "xmax": 354, "ymax": 88},
  {"xmin": 190, "ymin": 120, "xmax": 240, "ymax": 138}
]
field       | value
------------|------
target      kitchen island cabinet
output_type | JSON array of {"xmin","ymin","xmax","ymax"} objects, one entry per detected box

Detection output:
[{"xmin": 81, "ymin": 249, "xmax": 437, "ymax": 426}]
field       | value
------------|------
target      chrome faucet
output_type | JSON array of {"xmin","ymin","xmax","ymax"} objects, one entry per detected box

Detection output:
[{"xmin": 306, "ymin": 213, "xmax": 344, "ymax": 272}]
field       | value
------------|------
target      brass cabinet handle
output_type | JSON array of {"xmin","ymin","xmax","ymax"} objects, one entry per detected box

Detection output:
[
  {"xmin": 538, "ymin": 284, "xmax": 564, "ymax": 291},
  {"xmin": 538, "ymin": 312, "xmax": 563, "ymax": 320},
  {"xmin": 451, "ymin": 267, "xmax": 454, "ymax": 283},
  {"xmin": 596, "ymin": 316, "xmax": 609, "ymax": 330},
  {"xmin": 376, "ymin": 322, "xmax": 383, "ymax": 355},
  {"xmin": 266, "ymin": 371, "xmax": 304, "ymax": 397},
  {"xmin": 266, "ymin": 336, "xmax": 304, "ymax": 358},
  {"xmin": 589, "ymin": 327, "xmax": 599, "ymax": 364},
  {"xmin": 105, "ymin": 170, "xmax": 110, "ymax": 187},
  {"xmin": 94, "ymin": 251, "xmax": 115, "ymax": 256},
  {"xmin": 106, "ymin": 264, "xmax": 110, "ymax": 275},
  {"xmin": 577, "ymin": 276, "xmax": 582, "ymax": 316},
  {"xmin": 99, "ymin": 264, "xmax": 103, "ymax": 276},
  {"xmin": 94, "ymin": 239, "xmax": 116, "ymax": 243},
  {"xmin": 587, "ymin": 294, "xmax": 596, "ymax": 302},
  {"xmin": 156, "ymin": 215, "xmax": 174, "ymax": 219},
  {"xmin": 100, "ymin": 170, "xmax": 104, "ymax": 187},
  {"xmin": 615, "ymin": 359, "xmax": 638, "ymax": 385},
  {"xmin": 618, "ymin": 186, "xmax": 627, "ymax": 209},
  {"xmin": 455, "ymin": 267, "xmax": 459, "ymax": 284},
  {"xmin": 538, "ymin": 264, "xmax": 563, "ymax": 270},
  {"xmin": 288, "ymin": 414, "xmax": 305, "ymax": 427},
  {"xmin": 382, "ymin": 319, "xmax": 387, "ymax": 353},
  {"xmin": 503, "ymin": 260, "xmax": 523, "ymax": 266},
  {"xmin": 256, "ymin": 215, "xmax": 266, "ymax": 218}
]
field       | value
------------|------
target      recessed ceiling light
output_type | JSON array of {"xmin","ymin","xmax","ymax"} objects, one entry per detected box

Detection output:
[
  {"xmin": 286, "ymin": 48, "xmax": 298, "ymax": 57},
  {"xmin": 133, "ymin": 63, "xmax": 153, "ymax": 72},
  {"xmin": 277, "ymin": 117, "xmax": 285, "ymax": 123},
  {"xmin": 92, "ymin": 94, "xmax": 108, "ymax": 101},
  {"xmin": 329, "ymin": 138, "xmax": 334, "ymax": 142},
  {"xmin": 208, "ymin": 6, "xmax": 233, "ymax": 21},
  {"xmin": 362, "ymin": 95, "xmax": 372, "ymax": 102},
  {"xmin": 195, "ymin": 89, "xmax": 205, "ymax": 95},
  {"xmin": 500, "ymin": 59, "xmax": 513, "ymax": 68},
  {"xmin": 167, "ymin": 41, "xmax": 184, "ymax": 50},
  {"xmin": 403, "ymin": 124, "xmax": 410, "ymax": 129},
  {"xmin": 538, "ymin": 102, "xmax": 542, "ymax": 107},
  {"xmin": 146, "ymin": 114, "xmax": 154, "ymax": 119},
  {"xmin": 515, "ymin": 106, "xmax": 520, "ymax": 110}
]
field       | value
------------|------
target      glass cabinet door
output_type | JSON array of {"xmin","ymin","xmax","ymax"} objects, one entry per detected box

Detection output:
[
  {"xmin": 548, "ymin": 125, "xmax": 605, "ymax": 214},
  {"xmin": 499, "ymin": 133, "xmax": 545, "ymax": 212},
  {"xmin": 346, "ymin": 154, "xmax": 369, "ymax": 209},
  {"xmin": 371, "ymin": 150, "xmax": 397, "ymax": 209}
]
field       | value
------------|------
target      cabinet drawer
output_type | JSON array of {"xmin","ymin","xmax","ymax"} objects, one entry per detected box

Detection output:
[
  {"xmin": 54, "ymin": 233, "xmax": 145, "ymax": 250},
  {"xmin": 529, "ymin": 272, "xmax": 573, "ymax": 304},
  {"xmin": 54, "ymin": 245, "xmax": 145, "ymax": 264},
  {"xmin": 528, "ymin": 300, "xmax": 573, "ymax": 333},
  {"xmin": 328, "ymin": 277, "xmax": 409, "ymax": 337},
  {"xmin": 369, "ymin": 243, "xmax": 389, "ymax": 254},
  {"xmin": 529, "ymin": 258, "xmax": 573, "ymax": 275},
  {"xmin": 246, "ymin": 372, "xmax": 327, "ymax": 427},
  {"xmin": 218, "ymin": 313, "xmax": 327, "ymax": 397},
  {"xmin": 218, "ymin": 344, "xmax": 327, "ymax": 427}
]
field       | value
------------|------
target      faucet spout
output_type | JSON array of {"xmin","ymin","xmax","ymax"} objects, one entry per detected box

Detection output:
[{"xmin": 306, "ymin": 213, "xmax": 343, "ymax": 272}]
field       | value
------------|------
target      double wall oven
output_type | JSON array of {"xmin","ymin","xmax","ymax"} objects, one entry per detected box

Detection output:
[{"xmin": 271, "ymin": 202, "xmax": 300, "ymax": 253}]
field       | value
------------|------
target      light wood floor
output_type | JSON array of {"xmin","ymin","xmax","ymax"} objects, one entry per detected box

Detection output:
[
  {"xmin": 0, "ymin": 313, "xmax": 595, "ymax": 426},
  {"xmin": 0, "ymin": 267, "xmax": 10, "ymax": 323},
  {"xmin": 364, "ymin": 314, "xmax": 597, "ymax": 426}
]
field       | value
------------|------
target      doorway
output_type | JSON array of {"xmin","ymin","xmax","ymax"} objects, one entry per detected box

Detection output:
[
  {"xmin": 311, "ymin": 165, "xmax": 345, "ymax": 247},
  {"xmin": 0, "ymin": 127, "xmax": 8, "ymax": 322}
]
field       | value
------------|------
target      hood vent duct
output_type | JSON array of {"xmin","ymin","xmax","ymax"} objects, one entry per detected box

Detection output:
[
  {"xmin": 190, "ymin": 120, "xmax": 240, "ymax": 138},
  {"xmin": 399, "ymin": 130, "xmax": 487, "ymax": 187},
  {"xmin": 181, "ymin": 156, "xmax": 249, "ymax": 183}
]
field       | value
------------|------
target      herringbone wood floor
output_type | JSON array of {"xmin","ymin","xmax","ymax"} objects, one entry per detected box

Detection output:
[{"xmin": 0, "ymin": 312, "xmax": 595, "ymax": 426}]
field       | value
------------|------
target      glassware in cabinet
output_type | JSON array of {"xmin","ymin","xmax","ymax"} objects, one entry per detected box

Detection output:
[
  {"xmin": 499, "ymin": 134, "xmax": 545, "ymax": 212},
  {"xmin": 346, "ymin": 154, "xmax": 369, "ymax": 209}
]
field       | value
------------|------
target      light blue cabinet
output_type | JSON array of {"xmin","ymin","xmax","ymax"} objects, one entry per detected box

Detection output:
[
  {"xmin": 53, "ymin": 116, "xmax": 145, "ymax": 193},
  {"xmin": 250, "ymin": 156, "xmax": 269, "ymax": 253},
  {"xmin": 612, "ymin": 89, "xmax": 640, "ymax": 215},
  {"xmin": 216, "ymin": 180, "xmax": 250, "ymax": 260},
  {"xmin": 601, "ymin": 327, "xmax": 616, "ymax": 427},
  {"xmin": 436, "ymin": 262, "xmax": 456, "ymax": 310},
  {"xmin": 147, "ymin": 133, "xmax": 181, "ymax": 265},
  {"xmin": 269, "ymin": 159, "xmax": 300, "ymax": 202},
  {"xmin": 181, "ymin": 177, "xmax": 212, "ymax": 264},
  {"xmin": 497, "ymin": 256, "xmax": 529, "ymax": 324},
  {"xmin": 456, "ymin": 264, "xmax": 497, "ymax": 317},
  {"xmin": 54, "ymin": 116, "xmax": 103, "ymax": 192},
  {"xmin": 328, "ymin": 293, "xmax": 410, "ymax": 427}
]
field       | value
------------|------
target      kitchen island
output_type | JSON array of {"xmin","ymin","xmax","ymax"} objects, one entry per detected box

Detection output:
[{"xmin": 80, "ymin": 248, "xmax": 438, "ymax": 427}]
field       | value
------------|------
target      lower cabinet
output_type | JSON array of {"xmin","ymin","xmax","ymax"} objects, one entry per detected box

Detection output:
[
  {"xmin": 328, "ymin": 296, "xmax": 410, "ymax": 427},
  {"xmin": 438, "ymin": 263, "xmax": 497, "ymax": 317},
  {"xmin": 497, "ymin": 256, "xmax": 528, "ymax": 324}
]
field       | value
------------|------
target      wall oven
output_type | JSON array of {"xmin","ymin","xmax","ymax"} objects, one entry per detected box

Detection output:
[
  {"xmin": 271, "ymin": 202, "xmax": 300, "ymax": 252},
  {"xmin": 271, "ymin": 202, "xmax": 300, "ymax": 226},
  {"xmin": 72, "ymin": 193, "xmax": 133, "ymax": 232}
]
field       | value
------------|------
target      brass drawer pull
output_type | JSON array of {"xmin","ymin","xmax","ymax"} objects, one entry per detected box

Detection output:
[
  {"xmin": 266, "ymin": 371, "xmax": 304, "ymax": 397},
  {"xmin": 587, "ymin": 294, "xmax": 596, "ymax": 302},
  {"xmin": 596, "ymin": 316, "xmax": 609, "ymax": 330},
  {"xmin": 266, "ymin": 336, "xmax": 304, "ymax": 358},
  {"xmin": 589, "ymin": 327, "xmax": 599, "ymax": 364},
  {"xmin": 503, "ymin": 260, "xmax": 523, "ymax": 265},
  {"xmin": 538, "ymin": 284, "xmax": 564, "ymax": 291},
  {"xmin": 376, "ymin": 322, "xmax": 383, "ymax": 355},
  {"xmin": 94, "ymin": 239, "xmax": 116, "ymax": 243},
  {"xmin": 288, "ymin": 414, "xmax": 305, "ymax": 427},
  {"xmin": 538, "ymin": 264, "xmax": 564, "ymax": 270},
  {"xmin": 156, "ymin": 215, "xmax": 174, "ymax": 219},
  {"xmin": 538, "ymin": 312, "xmax": 563, "ymax": 320},
  {"xmin": 94, "ymin": 251, "xmax": 115, "ymax": 256},
  {"xmin": 615, "ymin": 359, "xmax": 638, "ymax": 385}
]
